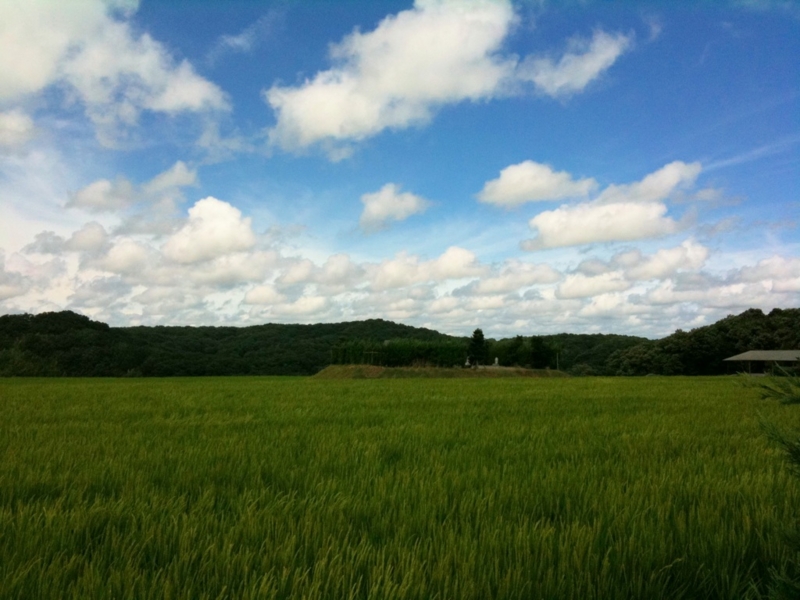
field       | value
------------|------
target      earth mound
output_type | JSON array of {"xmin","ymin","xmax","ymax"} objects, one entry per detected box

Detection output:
[{"xmin": 314, "ymin": 365, "xmax": 568, "ymax": 379}]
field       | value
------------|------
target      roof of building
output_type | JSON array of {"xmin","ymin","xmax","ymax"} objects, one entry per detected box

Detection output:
[{"xmin": 724, "ymin": 350, "xmax": 800, "ymax": 362}]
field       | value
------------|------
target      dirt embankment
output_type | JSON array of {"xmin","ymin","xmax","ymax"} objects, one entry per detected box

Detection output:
[{"xmin": 314, "ymin": 365, "xmax": 569, "ymax": 379}]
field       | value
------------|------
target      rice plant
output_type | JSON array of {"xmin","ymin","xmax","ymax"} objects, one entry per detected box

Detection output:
[{"xmin": 0, "ymin": 376, "xmax": 796, "ymax": 599}]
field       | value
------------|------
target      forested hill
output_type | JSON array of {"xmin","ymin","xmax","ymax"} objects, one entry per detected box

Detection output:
[
  {"xmin": 1, "ymin": 307, "xmax": 798, "ymax": 377},
  {"xmin": 607, "ymin": 308, "xmax": 800, "ymax": 375},
  {"xmin": 0, "ymin": 311, "xmax": 455, "ymax": 377}
]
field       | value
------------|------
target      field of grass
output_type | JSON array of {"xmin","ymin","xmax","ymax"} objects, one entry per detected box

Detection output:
[{"xmin": 0, "ymin": 376, "xmax": 798, "ymax": 599}]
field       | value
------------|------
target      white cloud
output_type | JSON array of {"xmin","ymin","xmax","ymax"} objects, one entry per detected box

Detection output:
[
  {"xmin": 272, "ymin": 295, "xmax": 328, "ymax": 316},
  {"xmin": 735, "ymin": 255, "xmax": 800, "ymax": 293},
  {"xmin": 737, "ymin": 255, "xmax": 800, "ymax": 282},
  {"xmin": 0, "ymin": 0, "xmax": 227, "ymax": 144},
  {"xmin": 68, "ymin": 178, "xmax": 136, "ymax": 212},
  {"xmin": 0, "ymin": 251, "xmax": 29, "ymax": 300},
  {"xmin": 207, "ymin": 12, "xmax": 279, "ymax": 64},
  {"xmin": 96, "ymin": 239, "xmax": 151, "ymax": 274},
  {"xmin": 162, "ymin": 197, "xmax": 257, "ymax": 264},
  {"xmin": 277, "ymin": 259, "xmax": 315, "ymax": 286},
  {"xmin": 66, "ymin": 222, "xmax": 109, "ymax": 252},
  {"xmin": 142, "ymin": 161, "xmax": 196, "ymax": 195},
  {"xmin": 370, "ymin": 246, "xmax": 486, "ymax": 290},
  {"xmin": 187, "ymin": 251, "xmax": 277, "ymax": 286},
  {"xmin": 456, "ymin": 260, "xmax": 561, "ymax": 295},
  {"xmin": 519, "ymin": 30, "xmax": 632, "ymax": 98},
  {"xmin": 244, "ymin": 285, "xmax": 286, "ymax": 305},
  {"xmin": 0, "ymin": 110, "xmax": 35, "ymax": 148},
  {"xmin": 359, "ymin": 183, "xmax": 429, "ymax": 231},
  {"xmin": 524, "ymin": 201, "xmax": 680, "ymax": 250},
  {"xmin": 68, "ymin": 161, "xmax": 197, "ymax": 213},
  {"xmin": 477, "ymin": 160, "xmax": 596, "ymax": 206},
  {"xmin": 624, "ymin": 240, "xmax": 709, "ymax": 280},
  {"xmin": 556, "ymin": 272, "xmax": 630, "ymax": 299},
  {"xmin": 317, "ymin": 254, "xmax": 363, "ymax": 287},
  {"xmin": 596, "ymin": 161, "xmax": 702, "ymax": 204},
  {"xmin": 521, "ymin": 161, "xmax": 700, "ymax": 250},
  {"xmin": 265, "ymin": 0, "xmax": 517, "ymax": 154}
]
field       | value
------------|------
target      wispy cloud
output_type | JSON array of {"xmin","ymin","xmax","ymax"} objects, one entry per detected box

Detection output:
[
  {"xmin": 207, "ymin": 12, "xmax": 281, "ymax": 66},
  {"xmin": 705, "ymin": 134, "xmax": 800, "ymax": 171}
]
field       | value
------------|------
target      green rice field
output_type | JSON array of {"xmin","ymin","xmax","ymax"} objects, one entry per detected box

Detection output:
[{"xmin": 0, "ymin": 376, "xmax": 798, "ymax": 599}]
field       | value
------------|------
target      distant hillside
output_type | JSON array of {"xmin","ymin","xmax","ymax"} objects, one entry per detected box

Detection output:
[
  {"xmin": 0, "ymin": 311, "xmax": 454, "ymax": 377},
  {"xmin": 607, "ymin": 308, "xmax": 800, "ymax": 375},
  {"xmin": 1, "ymin": 308, "xmax": 798, "ymax": 377}
]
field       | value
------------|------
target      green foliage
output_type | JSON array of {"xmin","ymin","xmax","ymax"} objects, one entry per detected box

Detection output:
[
  {"xmin": 488, "ymin": 333, "xmax": 645, "ymax": 373},
  {"xmin": 2, "ymin": 308, "xmax": 798, "ymax": 377},
  {"xmin": 0, "ymin": 312, "xmax": 456, "ymax": 377},
  {"xmin": 0, "ymin": 376, "xmax": 794, "ymax": 599},
  {"xmin": 608, "ymin": 308, "xmax": 800, "ymax": 376},
  {"xmin": 467, "ymin": 328, "xmax": 487, "ymax": 365},
  {"xmin": 331, "ymin": 339, "xmax": 467, "ymax": 367},
  {"xmin": 756, "ymin": 371, "xmax": 800, "ymax": 599},
  {"xmin": 753, "ymin": 367, "xmax": 800, "ymax": 405}
]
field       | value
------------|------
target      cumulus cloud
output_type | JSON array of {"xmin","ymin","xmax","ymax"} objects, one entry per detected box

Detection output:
[
  {"xmin": 521, "ymin": 161, "xmax": 700, "ymax": 250},
  {"xmin": 0, "ymin": 251, "xmax": 29, "ymax": 300},
  {"xmin": 477, "ymin": 160, "xmax": 596, "ymax": 206},
  {"xmin": 68, "ymin": 161, "xmax": 196, "ymax": 213},
  {"xmin": 0, "ymin": 110, "xmax": 35, "ymax": 149},
  {"xmin": 265, "ymin": 0, "xmax": 517, "ymax": 154},
  {"xmin": 624, "ymin": 240, "xmax": 708, "ymax": 280},
  {"xmin": 596, "ymin": 161, "xmax": 702, "ymax": 204},
  {"xmin": 359, "ymin": 183, "xmax": 429, "ymax": 231},
  {"xmin": 264, "ymin": 1, "xmax": 633, "ymax": 156},
  {"xmin": 68, "ymin": 177, "xmax": 136, "ymax": 212},
  {"xmin": 524, "ymin": 201, "xmax": 680, "ymax": 250},
  {"xmin": 142, "ymin": 161, "xmax": 197, "ymax": 195},
  {"xmin": 370, "ymin": 246, "xmax": 486, "ymax": 290},
  {"xmin": 737, "ymin": 255, "xmax": 800, "ymax": 282},
  {"xmin": 519, "ymin": 30, "xmax": 633, "ymax": 98},
  {"xmin": 272, "ymin": 296, "xmax": 328, "ymax": 316},
  {"xmin": 95, "ymin": 239, "xmax": 151, "ymax": 274},
  {"xmin": 455, "ymin": 260, "xmax": 561, "ymax": 295},
  {"xmin": 0, "ymin": 0, "xmax": 227, "ymax": 144},
  {"xmin": 243, "ymin": 285, "xmax": 286, "ymax": 305},
  {"xmin": 162, "ymin": 197, "xmax": 256, "ymax": 263},
  {"xmin": 735, "ymin": 255, "xmax": 800, "ymax": 292},
  {"xmin": 556, "ymin": 272, "xmax": 630, "ymax": 299}
]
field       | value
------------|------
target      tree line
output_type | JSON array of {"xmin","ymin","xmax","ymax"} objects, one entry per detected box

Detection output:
[{"xmin": 0, "ymin": 307, "xmax": 798, "ymax": 377}]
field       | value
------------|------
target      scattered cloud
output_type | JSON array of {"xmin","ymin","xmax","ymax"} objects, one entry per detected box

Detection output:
[
  {"xmin": 0, "ymin": 110, "xmax": 35, "ymax": 149},
  {"xmin": 359, "ymin": 183, "xmax": 430, "ymax": 232},
  {"xmin": 518, "ymin": 30, "xmax": 633, "ymax": 98},
  {"xmin": 162, "ymin": 197, "xmax": 257, "ymax": 264},
  {"xmin": 67, "ymin": 161, "xmax": 196, "ymax": 213},
  {"xmin": 265, "ymin": 0, "xmax": 517, "ymax": 155},
  {"xmin": 0, "ymin": 0, "xmax": 228, "ymax": 145},
  {"xmin": 207, "ymin": 12, "xmax": 280, "ymax": 65},
  {"xmin": 454, "ymin": 260, "xmax": 561, "ymax": 295},
  {"xmin": 595, "ymin": 161, "xmax": 702, "ymax": 204},
  {"xmin": 264, "ymin": 0, "xmax": 634, "ymax": 158},
  {"xmin": 623, "ymin": 240, "xmax": 709, "ymax": 280},
  {"xmin": 477, "ymin": 160, "xmax": 597, "ymax": 206},
  {"xmin": 524, "ymin": 201, "xmax": 681, "ymax": 250},
  {"xmin": 556, "ymin": 272, "xmax": 630, "ymax": 299},
  {"xmin": 68, "ymin": 178, "xmax": 136, "ymax": 212},
  {"xmin": 520, "ymin": 161, "xmax": 700, "ymax": 250},
  {"xmin": 370, "ymin": 246, "xmax": 486, "ymax": 291}
]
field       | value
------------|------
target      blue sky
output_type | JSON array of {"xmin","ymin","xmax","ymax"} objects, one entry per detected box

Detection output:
[{"xmin": 0, "ymin": 0, "xmax": 798, "ymax": 337}]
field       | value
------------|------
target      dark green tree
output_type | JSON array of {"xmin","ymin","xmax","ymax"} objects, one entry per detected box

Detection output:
[{"xmin": 468, "ymin": 328, "xmax": 488, "ymax": 365}]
